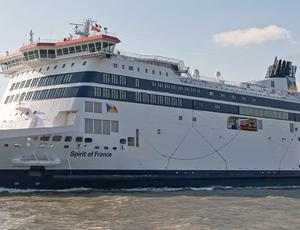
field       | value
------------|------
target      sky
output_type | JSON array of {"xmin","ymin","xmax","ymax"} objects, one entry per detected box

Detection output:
[{"xmin": 1, "ymin": 0, "xmax": 300, "ymax": 95}]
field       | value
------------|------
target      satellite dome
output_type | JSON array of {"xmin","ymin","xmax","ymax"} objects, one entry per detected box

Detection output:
[{"xmin": 192, "ymin": 69, "xmax": 200, "ymax": 78}]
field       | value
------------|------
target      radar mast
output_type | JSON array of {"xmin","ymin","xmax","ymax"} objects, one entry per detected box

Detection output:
[{"xmin": 69, "ymin": 18, "xmax": 95, "ymax": 37}]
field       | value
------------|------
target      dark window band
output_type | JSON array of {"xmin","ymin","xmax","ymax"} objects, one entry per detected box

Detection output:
[
  {"xmin": 10, "ymin": 85, "xmax": 300, "ymax": 122},
  {"xmin": 8, "ymin": 71, "xmax": 300, "ymax": 113}
]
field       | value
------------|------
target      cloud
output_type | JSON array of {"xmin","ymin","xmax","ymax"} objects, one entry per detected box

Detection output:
[{"xmin": 213, "ymin": 25, "xmax": 290, "ymax": 46}]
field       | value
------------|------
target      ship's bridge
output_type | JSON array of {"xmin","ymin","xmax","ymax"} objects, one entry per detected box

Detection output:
[{"xmin": 0, "ymin": 34, "xmax": 121, "ymax": 76}]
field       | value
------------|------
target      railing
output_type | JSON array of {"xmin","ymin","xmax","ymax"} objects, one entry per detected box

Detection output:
[
  {"xmin": 180, "ymin": 75, "xmax": 300, "ymax": 102},
  {"xmin": 117, "ymin": 50, "xmax": 185, "ymax": 67}
]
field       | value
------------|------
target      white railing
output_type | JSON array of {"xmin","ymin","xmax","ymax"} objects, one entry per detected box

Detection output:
[
  {"xmin": 180, "ymin": 75, "xmax": 300, "ymax": 102},
  {"xmin": 117, "ymin": 50, "xmax": 185, "ymax": 67}
]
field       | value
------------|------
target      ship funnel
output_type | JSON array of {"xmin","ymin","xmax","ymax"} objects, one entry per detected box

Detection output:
[{"xmin": 265, "ymin": 57, "xmax": 297, "ymax": 92}]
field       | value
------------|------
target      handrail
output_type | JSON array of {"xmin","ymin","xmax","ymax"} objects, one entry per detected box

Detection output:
[{"xmin": 180, "ymin": 75, "xmax": 300, "ymax": 102}]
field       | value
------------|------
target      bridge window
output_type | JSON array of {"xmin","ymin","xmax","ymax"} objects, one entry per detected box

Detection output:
[
  {"xmin": 82, "ymin": 44, "xmax": 88, "ymax": 52},
  {"xmin": 48, "ymin": 49, "xmax": 56, "ymax": 58},
  {"xmin": 95, "ymin": 42, "xmax": 101, "ymax": 51},
  {"xmin": 75, "ymin": 46, "xmax": 82, "ymax": 53},
  {"xmin": 69, "ymin": 47, "xmax": 75, "ymax": 54},
  {"xmin": 62, "ymin": 48, "xmax": 69, "ymax": 55},
  {"xmin": 28, "ymin": 51, "xmax": 34, "ymax": 60},
  {"xmin": 88, "ymin": 43, "xmax": 95, "ymax": 52},
  {"xmin": 40, "ymin": 50, "xmax": 47, "ymax": 58},
  {"xmin": 103, "ymin": 42, "xmax": 108, "ymax": 51},
  {"xmin": 57, "ymin": 49, "xmax": 62, "ymax": 56}
]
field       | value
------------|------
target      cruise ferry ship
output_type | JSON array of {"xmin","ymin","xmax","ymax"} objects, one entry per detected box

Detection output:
[{"xmin": 0, "ymin": 19, "xmax": 300, "ymax": 189}]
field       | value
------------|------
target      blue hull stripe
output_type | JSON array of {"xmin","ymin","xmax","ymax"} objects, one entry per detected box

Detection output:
[{"xmin": 1, "ymin": 170, "xmax": 300, "ymax": 189}]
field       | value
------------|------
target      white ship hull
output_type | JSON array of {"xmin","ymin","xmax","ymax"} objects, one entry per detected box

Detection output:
[{"xmin": 0, "ymin": 22, "xmax": 299, "ymax": 189}]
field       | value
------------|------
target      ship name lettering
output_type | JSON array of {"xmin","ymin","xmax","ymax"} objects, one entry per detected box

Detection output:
[{"xmin": 70, "ymin": 151, "xmax": 112, "ymax": 158}]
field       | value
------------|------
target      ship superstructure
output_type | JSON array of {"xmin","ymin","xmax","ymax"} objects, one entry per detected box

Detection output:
[{"xmin": 0, "ymin": 19, "xmax": 300, "ymax": 189}]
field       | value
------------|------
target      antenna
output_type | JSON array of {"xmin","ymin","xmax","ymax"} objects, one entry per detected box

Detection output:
[
  {"xmin": 29, "ymin": 30, "xmax": 34, "ymax": 44},
  {"xmin": 69, "ymin": 19, "xmax": 95, "ymax": 37}
]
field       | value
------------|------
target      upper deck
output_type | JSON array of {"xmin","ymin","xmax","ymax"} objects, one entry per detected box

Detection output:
[
  {"xmin": 0, "ymin": 19, "xmax": 299, "ymax": 105},
  {"xmin": 0, "ymin": 34, "xmax": 120, "ymax": 75}
]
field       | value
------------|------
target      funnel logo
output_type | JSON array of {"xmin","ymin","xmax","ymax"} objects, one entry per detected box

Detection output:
[{"xmin": 287, "ymin": 78, "xmax": 297, "ymax": 92}]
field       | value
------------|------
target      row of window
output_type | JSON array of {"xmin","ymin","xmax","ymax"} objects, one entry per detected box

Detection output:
[
  {"xmin": 4, "ymin": 85, "xmax": 300, "ymax": 122},
  {"xmin": 85, "ymin": 119, "xmax": 119, "ymax": 135},
  {"xmin": 32, "ymin": 135, "xmax": 92, "ymax": 143},
  {"xmin": 22, "ymin": 41, "xmax": 115, "ymax": 61},
  {"xmin": 9, "ymin": 70, "xmax": 300, "ymax": 113},
  {"xmin": 10, "ymin": 73, "xmax": 74, "ymax": 91},
  {"xmin": 239, "ymin": 106, "xmax": 289, "ymax": 120},
  {"xmin": 5, "ymin": 87, "xmax": 80, "ymax": 104},
  {"xmin": 113, "ymin": 63, "xmax": 169, "ymax": 77}
]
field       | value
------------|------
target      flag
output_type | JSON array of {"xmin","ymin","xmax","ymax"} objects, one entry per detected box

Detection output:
[
  {"xmin": 91, "ymin": 23, "xmax": 102, "ymax": 33},
  {"xmin": 106, "ymin": 103, "xmax": 118, "ymax": 113}
]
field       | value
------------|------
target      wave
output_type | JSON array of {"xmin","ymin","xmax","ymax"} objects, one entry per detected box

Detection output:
[
  {"xmin": 0, "ymin": 187, "xmax": 92, "ymax": 194},
  {"xmin": 0, "ymin": 185, "xmax": 299, "ymax": 194}
]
